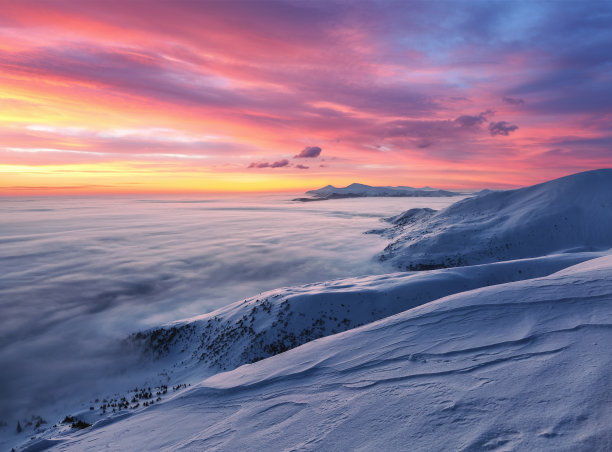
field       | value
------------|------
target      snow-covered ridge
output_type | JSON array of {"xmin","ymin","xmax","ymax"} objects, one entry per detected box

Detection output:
[
  {"xmin": 7, "ymin": 169, "xmax": 612, "ymax": 451},
  {"xmin": 7, "ymin": 255, "xmax": 598, "ymax": 450},
  {"xmin": 126, "ymin": 253, "xmax": 598, "ymax": 376},
  {"xmin": 43, "ymin": 254, "xmax": 612, "ymax": 451},
  {"xmin": 294, "ymin": 182, "xmax": 461, "ymax": 201},
  {"xmin": 373, "ymin": 168, "xmax": 612, "ymax": 270}
]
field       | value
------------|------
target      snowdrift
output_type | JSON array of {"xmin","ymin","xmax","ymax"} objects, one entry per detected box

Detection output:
[
  {"xmin": 128, "ymin": 253, "xmax": 595, "ymax": 376},
  {"xmin": 376, "ymin": 169, "xmax": 612, "ymax": 270},
  {"xmin": 51, "ymin": 255, "xmax": 612, "ymax": 451}
]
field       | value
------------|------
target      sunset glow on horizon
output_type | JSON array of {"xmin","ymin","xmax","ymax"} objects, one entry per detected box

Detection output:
[{"xmin": 1, "ymin": 1, "xmax": 611, "ymax": 195}]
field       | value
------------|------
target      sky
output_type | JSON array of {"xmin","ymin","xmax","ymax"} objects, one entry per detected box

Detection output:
[{"xmin": 0, "ymin": 0, "xmax": 611, "ymax": 194}]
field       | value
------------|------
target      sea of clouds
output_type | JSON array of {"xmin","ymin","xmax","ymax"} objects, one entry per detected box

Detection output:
[{"xmin": 0, "ymin": 193, "xmax": 459, "ymax": 419}]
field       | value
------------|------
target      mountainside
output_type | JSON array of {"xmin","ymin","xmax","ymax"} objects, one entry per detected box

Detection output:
[
  {"xmin": 126, "ymin": 253, "xmax": 596, "ymax": 375},
  {"xmin": 294, "ymin": 183, "xmax": 460, "ymax": 201},
  {"xmin": 39, "ymin": 255, "xmax": 612, "ymax": 451},
  {"xmin": 375, "ymin": 169, "xmax": 612, "ymax": 270},
  {"xmin": 6, "ymin": 169, "xmax": 612, "ymax": 451}
]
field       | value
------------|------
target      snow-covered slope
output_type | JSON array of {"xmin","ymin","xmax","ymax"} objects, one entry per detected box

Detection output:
[
  {"xmin": 295, "ymin": 183, "xmax": 460, "ymax": 201},
  {"xmin": 6, "ymin": 169, "xmax": 612, "ymax": 451},
  {"xmin": 42, "ymin": 255, "xmax": 612, "ymax": 451},
  {"xmin": 375, "ymin": 169, "xmax": 612, "ymax": 270},
  {"xmin": 6, "ymin": 252, "xmax": 603, "ymax": 451},
  {"xmin": 125, "ymin": 253, "xmax": 598, "ymax": 376}
]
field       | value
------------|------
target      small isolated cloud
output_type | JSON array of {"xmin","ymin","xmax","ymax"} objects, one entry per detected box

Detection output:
[
  {"xmin": 248, "ymin": 159, "xmax": 289, "ymax": 168},
  {"xmin": 271, "ymin": 159, "xmax": 289, "ymax": 167},
  {"xmin": 294, "ymin": 146, "xmax": 322, "ymax": 158},
  {"xmin": 248, "ymin": 161, "xmax": 270, "ymax": 168},
  {"xmin": 454, "ymin": 110, "xmax": 494, "ymax": 128},
  {"xmin": 502, "ymin": 97, "xmax": 525, "ymax": 105},
  {"xmin": 489, "ymin": 121, "xmax": 519, "ymax": 136},
  {"xmin": 295, "ymin": 164, "xmax": 309, "ymax": 169},
  {"xmin": 417, "ymin": 140, "xmax": 434, "ymax": 149}
]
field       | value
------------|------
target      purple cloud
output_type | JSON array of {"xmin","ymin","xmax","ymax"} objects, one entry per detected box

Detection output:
[
  {"xmin": 271, "ymin": 159, "xmax": 289, "ymax": 167},
  {"xmin": 502, "ymin": 97, "xmax": 525, "ymax": 105},
  {"xmin": 454, "ymin": 110, "xmax": 493, "ymax": 128},
  {"xmin": 295, "ymin": 164, "xmax": 309, "ymax": 169},
  {"xmin": 294, "ymin": 146, "xmax": 322, "ymax": 158},
  {"xmin": 489, "ymin": 121, "xmax": 519, "ymax": 136},
  {"xmin": 383, "ymin": 110, "xmax": 493, "ymax": 140},
  {"xmin": 248, "ymin": 159, "xmax": 289, "ymax": 168}
]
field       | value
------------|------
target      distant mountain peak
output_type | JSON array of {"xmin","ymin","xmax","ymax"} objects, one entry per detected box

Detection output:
[{"xmin": 299, "ymin": 183, "xmax": 462, "ymax": 201}]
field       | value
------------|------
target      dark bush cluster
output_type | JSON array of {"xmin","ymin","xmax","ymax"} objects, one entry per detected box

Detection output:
[{"xmin": 61, "ymin": 415, "xmax": 90, "ymax": 429}]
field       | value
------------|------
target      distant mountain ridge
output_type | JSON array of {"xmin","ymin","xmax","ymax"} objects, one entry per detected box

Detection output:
[{"xmin": 293, "ymin": 182, "xmax": 461, "ymax": 201}]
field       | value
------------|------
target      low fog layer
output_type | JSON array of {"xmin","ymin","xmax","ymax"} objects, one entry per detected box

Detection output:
[{"xmin": 0, "ymin": 194, "xmax": 460, "ymax": 419}]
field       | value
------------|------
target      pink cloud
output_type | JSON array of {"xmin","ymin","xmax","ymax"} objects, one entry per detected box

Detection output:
[{"xmin": 0, "ymin": 1, "xmax": 610, "ymax": 190}]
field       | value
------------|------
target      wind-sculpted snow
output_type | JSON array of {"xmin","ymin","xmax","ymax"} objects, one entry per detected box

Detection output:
[
  {"xmin": 127, "ymin": 253, "xmax": 597, "ymax": 377},
  {"xmin": 43, "ymin": 255, "xmax": 612, "ymax": 451},
  {"xmin": 5, "ymin": 253, "xmax": 599, "ymax": 450},
  {"xmin": 375, "ymin": 169, "xmax": 612, "ymax": 270}
]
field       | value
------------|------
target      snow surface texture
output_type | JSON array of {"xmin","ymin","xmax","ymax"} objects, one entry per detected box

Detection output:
[
  {"xmin": 374, "ymin": 169, "xmax": 612, "ymax": 270},
  {"xmin": 6, "ymin": 169, "xmax": 612, "ymax": 451},
  {"xmin": 128, "ymin": 253, "xmax": 598, "ymax": 375},
  {"xmin": 294, "ymin": 183, "xmax": 460, "ymax": 201},
  {"xmin": 36, "ymin": 255, "xmax": 612, "ymax": 451}
]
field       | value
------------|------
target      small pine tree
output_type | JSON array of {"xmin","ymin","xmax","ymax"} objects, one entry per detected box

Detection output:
[{"xmin": 16, "ymin": 421, "xmax": 22, "ymax": 433}]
